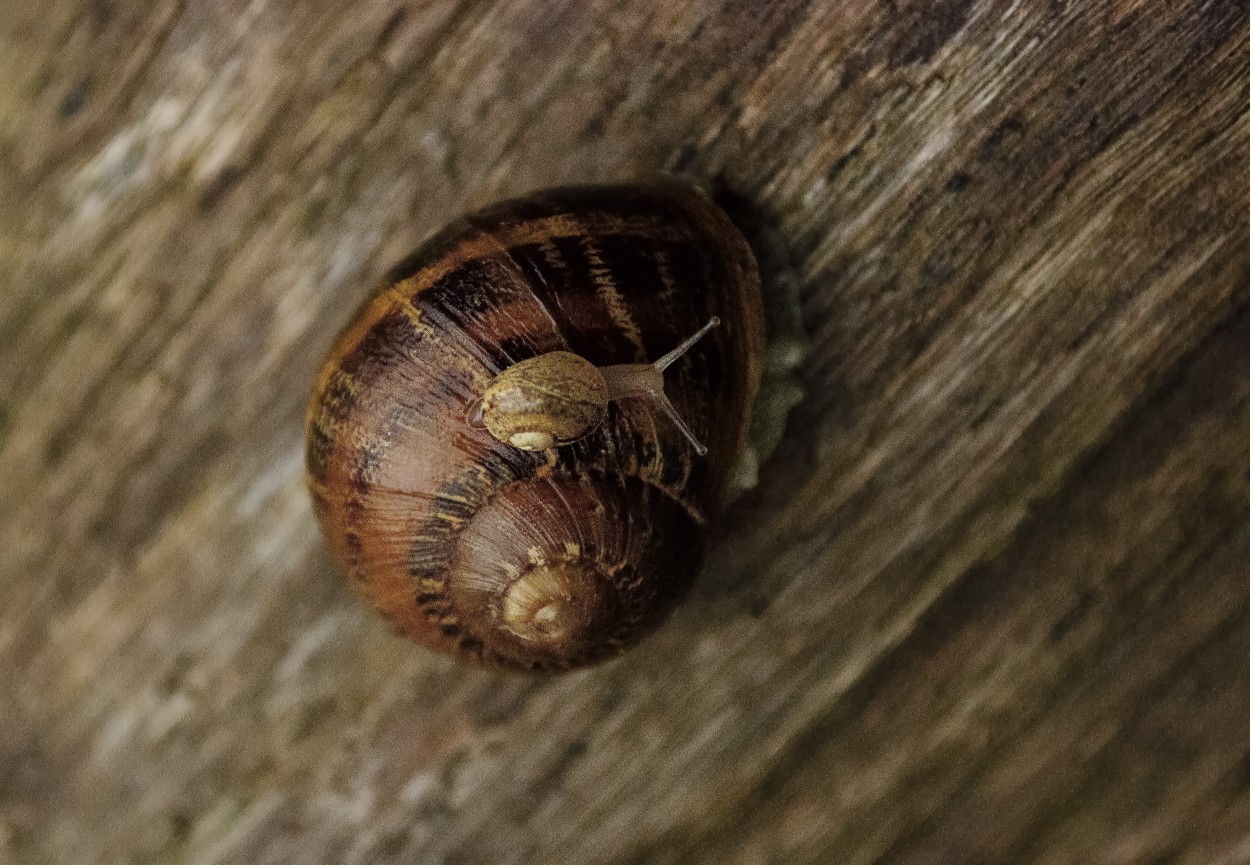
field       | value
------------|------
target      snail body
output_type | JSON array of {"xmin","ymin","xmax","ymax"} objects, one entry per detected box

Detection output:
[{"xmin": 306, "ymin": 181, "xmax": 765, "ymax": 670}]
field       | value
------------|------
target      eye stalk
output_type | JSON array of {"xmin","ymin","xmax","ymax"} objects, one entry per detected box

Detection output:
[{"xmin": 480, "ymin": 317, "xmax": 721, "ymax": 454}]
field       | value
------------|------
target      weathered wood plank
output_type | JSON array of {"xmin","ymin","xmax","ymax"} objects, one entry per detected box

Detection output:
[
  {"xmin": 655, "ymin": 308, "xmax": 1250, "ymax": 865},
  {"xmin": 1, "ymin": 1, "xmax": 1248, "ymax": 864}
]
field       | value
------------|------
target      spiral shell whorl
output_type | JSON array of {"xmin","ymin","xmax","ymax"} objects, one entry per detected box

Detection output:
[{"xmin": 432, "ymin": 465, "xmax": 703, "ymax": 668}]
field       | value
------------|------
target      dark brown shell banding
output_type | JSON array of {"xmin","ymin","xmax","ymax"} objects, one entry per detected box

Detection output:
[{"xmin": 305, "ymin": 181, "xmax": 765, "ymax": 671}]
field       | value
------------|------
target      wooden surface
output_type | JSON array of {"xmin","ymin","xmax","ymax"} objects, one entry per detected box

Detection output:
[{"xmin": 2, "ymin": 1, "xmax": 1249, "ymax": 863}]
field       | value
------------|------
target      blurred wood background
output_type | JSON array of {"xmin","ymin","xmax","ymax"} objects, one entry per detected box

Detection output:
[{"xmin": 3, "ymin": 1, "xmax": 1250, "ymax": 863}]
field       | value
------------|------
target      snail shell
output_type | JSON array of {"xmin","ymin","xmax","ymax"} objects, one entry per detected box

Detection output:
[{"xmin": 306, "ymin": 180, "xmax": 765, "ymax": 671}]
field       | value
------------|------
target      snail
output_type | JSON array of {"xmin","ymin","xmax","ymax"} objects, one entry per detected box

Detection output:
[{"xmin": 305, "ymin": 180, "xmax": 773, "ymax": 671}]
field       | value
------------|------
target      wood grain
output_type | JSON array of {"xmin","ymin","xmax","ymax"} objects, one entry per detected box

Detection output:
[{"xmin": 1, "ymin": 1, "xmax": 1248, "ymax": 863}]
